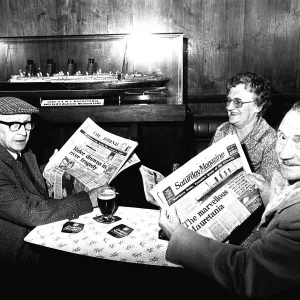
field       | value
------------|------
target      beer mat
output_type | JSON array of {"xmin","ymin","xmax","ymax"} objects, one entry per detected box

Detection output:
[
  {"xmin": 93, "ymin": 215, "xmax": 121, "ymax": 224},
  {"xmin": 107, "ymin": 224, "xmax": 134, "ymax": 238},
  {"xmin": 61, "ymin": 221, "xmax": 84, "ymax": 233},
  {"xmin": 158, "ymin": 229, "xmax": 169, "ymax": 241}
]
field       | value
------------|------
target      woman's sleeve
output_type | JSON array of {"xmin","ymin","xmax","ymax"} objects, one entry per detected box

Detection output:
[{"xmin": 260, "ymin": 131, "xmax": 279, "ymax": 181}]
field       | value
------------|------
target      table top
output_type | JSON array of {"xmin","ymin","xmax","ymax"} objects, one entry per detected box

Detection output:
[{"xmin": 24, "ymin": 206, "xmax": 179, "ymax": 267}]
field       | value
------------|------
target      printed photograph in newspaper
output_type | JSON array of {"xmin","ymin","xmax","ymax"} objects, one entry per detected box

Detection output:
[
  {"xmin": 43, "ymin": 117, "xmax": 139, "ymax": 202},
  {"xmin": 149, "ymin": 134, "xmax": 262, "ymax": 242}
]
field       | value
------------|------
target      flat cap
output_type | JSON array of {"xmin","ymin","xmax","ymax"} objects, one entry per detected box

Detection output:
[{"xmin": 0, "ymin": 97, "xmax": 39, "ymax": 115}]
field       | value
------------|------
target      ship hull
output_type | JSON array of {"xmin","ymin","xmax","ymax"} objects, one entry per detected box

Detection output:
[
  {"xmin": 0, "ymin": 77, "xmax": 170, "ymax": 90},
  {"xmin": 0, "ymin": 78, "xmax": 171, "ymax": 104}
]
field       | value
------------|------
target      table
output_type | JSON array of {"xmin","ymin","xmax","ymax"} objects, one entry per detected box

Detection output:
[
  {"xmin": 24, "ymin": 206, "xmax": 237, "ymax": 299},
  {"xmin": 24, "ymin": 206, "xmax": 179, "ymax": 268}
]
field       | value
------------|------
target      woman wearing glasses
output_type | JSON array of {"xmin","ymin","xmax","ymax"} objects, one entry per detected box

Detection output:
[
  {"xmin": 211, "ymin": 72, "xmax": 279, "ymax": 181},
  {"xmin": 211, "ymin": 72, "xmax": 279, "ymax": 248}
]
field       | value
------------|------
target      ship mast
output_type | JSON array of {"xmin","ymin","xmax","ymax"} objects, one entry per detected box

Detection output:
[{"xmin": 121, "ymin": 42, "xmax": 128, "ymax": 77}]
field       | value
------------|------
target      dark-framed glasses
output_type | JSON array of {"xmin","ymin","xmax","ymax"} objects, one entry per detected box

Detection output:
[
  {"xmin": 0, "ymin": 120, "xmax": 35, "ymax": 132},
  {"xmin": 224, "ymin": 98, "xmax": 255, "ymax": 108}
]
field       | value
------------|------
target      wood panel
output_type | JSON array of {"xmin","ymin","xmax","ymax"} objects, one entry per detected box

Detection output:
[
  {"xmin": 272, "ymin": 0, "xmax": 300, "ymax": 92},
  {"xmin": 2, "ymin": 0, "xmax": 300, "ymax": 96},
  {"xmin": 0, "ymin": 1, "xmax": 8, "ymax": 37},
  {"xmin": 38, "ymin": 105, "xmax": 186, "ymax": 123},
  {"xmin": 201, "ymin": 0, "xmax": 228, "ymax": 94},
  {"xmin": 5, "ymin": 0, "xmax": 57, "ymax": 36},
  {"xmin": 180, "ymin": 1, "xmax": 204, "ymax": 95},
  {"xmin": 225, "ymin": 0, "xmax": 245, "ymax": 79},
  {"xmin": 243, "ymin": 0, "xmax": 276, "ymax": 77},
  {"xmin": 98, "ymin": 0, "xmax": 133, "ymax": 34},
  {"xmin": 132, "ymin": 0, "xmax": 172, "ymax": 33}
]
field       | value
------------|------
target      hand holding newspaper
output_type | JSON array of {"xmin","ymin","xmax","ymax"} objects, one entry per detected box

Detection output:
[
  {"xmin": 141, "ymin": 134, "xmax": 263, "ymax": 242},
  {"xmin": 43, "ymin": 117, "xmax": 140, "ymax": 201}
]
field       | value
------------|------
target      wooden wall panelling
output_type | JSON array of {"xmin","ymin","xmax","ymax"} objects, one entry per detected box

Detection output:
[
  {"xmin": 38, "ymin": 105, "xmax": 186, "ymax": 123},
  {"xmin": 188, "ymin": 94, "xmax": 227, "ymax": 116},
  {"xmin": 183, "ymin": 0, "xmax": 246, "ymax": 95},
  {"xmin": 201, "ymin": 0, "xmax": 227, "ymax": 94},
  {"xmin": 3, "ymin": 0, "xmax": 56, "ymax": 36},
  {"xmin": 2, "ymin": 0, "xmax": 300, "ymax": 96},
  {"xmin": 224, "ymin": 0, "xmax": 245, "ymax": 79},
  {"xmin": 2, "ymin": 1, "xmax": 300, "ymax": 126},
  {"xmin": 95, "ymin": 0, "xmax": 133, "ymax": 34},
  {"xmin": 181, "ymin": 1, "xmax": 204, "ymax": 95},
  {"xmin": 0, "ymin": 1, "xmax": 7, "ymax": 37},
  {"xmin": 272, "ymin": 0, "xmax": 300, "ymax": 93},
  {"xmin": 133, "ymin": 0, "xmax": 169, "ymax": 33},
  {"xmin": 54, "ymin": 0, "xmax": 106, "ymax": 35},
  {"xmin": 243, "ymin": 0, "xmax": 276, "ymax": 78}
]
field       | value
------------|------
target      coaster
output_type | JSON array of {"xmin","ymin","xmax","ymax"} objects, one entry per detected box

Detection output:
[
  {"xmin": 93, "ymin": 215, "xmax": 121, "ymax": 224},
  {"xmin": 107, "ymin": 224, "xmax": 134, "ymax": 238},
  {"xmin": 61, "ymin": 221, "xmax": 84, "ymax": 233}
]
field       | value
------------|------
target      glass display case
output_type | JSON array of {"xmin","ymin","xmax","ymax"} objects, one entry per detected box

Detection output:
[{"xmin": 0, "ymin": 33, "xmax": 187, "ymax": 107}]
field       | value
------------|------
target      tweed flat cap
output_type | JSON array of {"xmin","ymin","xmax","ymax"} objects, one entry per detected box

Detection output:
[{"xmin": 0, "ymin": 97, "xmax": 39, "ymax": 115}]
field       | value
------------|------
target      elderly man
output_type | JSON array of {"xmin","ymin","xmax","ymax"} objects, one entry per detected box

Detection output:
[
  {"xmin": 0, "ymin": 97, "xmax": 97, "ymax": 271},
  {"xmin": 159, "ymin": 101, "xmax": 300, "ymax": 298}
]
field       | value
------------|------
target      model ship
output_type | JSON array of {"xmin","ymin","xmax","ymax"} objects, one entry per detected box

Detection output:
[
  {"xmin": 8, "ymin": 70, "xmax": 171, "ymax": 91},
  {"xmin": 7, "ymin": 46, "xmax": 170, "ymax": 92},
  {"xmin": 0, "ymin": 44, "xmax": 173, "ymax": 104}
]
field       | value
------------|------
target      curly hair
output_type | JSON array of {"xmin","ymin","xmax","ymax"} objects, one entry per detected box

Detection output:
[{"xmin": 227, "ymin": 72, "xmax": 272, "ymax": 117}]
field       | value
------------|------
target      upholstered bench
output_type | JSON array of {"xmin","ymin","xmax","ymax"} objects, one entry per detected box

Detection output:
[{"xmin": 193, "ymin": 115, "xmax": 228, "ymax": 154}]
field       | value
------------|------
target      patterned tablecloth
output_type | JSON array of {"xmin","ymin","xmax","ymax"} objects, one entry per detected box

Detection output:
[{"xmin": 24, "ymin": 206, "xmax": 179, "ymax": 267}]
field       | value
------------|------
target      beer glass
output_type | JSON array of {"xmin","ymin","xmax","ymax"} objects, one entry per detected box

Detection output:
[{"xmin": 97, "ymin": 185, "xmax": 117, "ymax": 222}]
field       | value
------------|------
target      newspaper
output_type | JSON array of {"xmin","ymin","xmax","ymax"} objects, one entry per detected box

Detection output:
[
  {"xmin": 43, "ymin": 117, "xmax": 139, "ymax": 201},
  {"xmin": 139, "ymin": 165, "xmax": 165, "ymax": 206},
  {"xmin": 146, "ymin": 134, "xmax": 262, "ymax": 242}
]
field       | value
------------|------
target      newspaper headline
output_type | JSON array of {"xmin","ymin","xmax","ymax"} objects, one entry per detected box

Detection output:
[
  {"xmin": 141, "ymin": 134, "xmax": 262, "ymax": 242},
  {"xmin": 43, "ymin": 117, "xmax": 140, "ymax": 201}
]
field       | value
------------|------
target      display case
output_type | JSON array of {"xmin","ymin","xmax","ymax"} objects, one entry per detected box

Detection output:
[
  {"xmin": 0, "ymin": 34, "xmax": 192, "ymax": 176},
  {"xmin": 0, "ymin": 33, "xmax": 187, "ymax": 110}
]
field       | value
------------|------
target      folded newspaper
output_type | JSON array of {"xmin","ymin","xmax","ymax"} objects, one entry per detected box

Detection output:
[
  {"xmin": 43, "ymin": 117, "xmax": 140, "ymax": 201},
  {"xmin": 140, "ymin": 134, "xmax": 262, "ymax": 242}
]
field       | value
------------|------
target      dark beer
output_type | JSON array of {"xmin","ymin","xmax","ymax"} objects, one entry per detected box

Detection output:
[
  {"xmin": 98, "ymin": 197, "xmax": 116, "ymax": 218},
  {"xmin": 97, "ymin": 186, "xmax": 117, "ymax": 221}
]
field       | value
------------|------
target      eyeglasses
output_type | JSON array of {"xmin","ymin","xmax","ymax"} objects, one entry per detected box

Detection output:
[
  {"xmin": 0, "ymin": 120, "xmax": 35, "ymax": 132},
  {"xmin": 224, "ymin": 98, "xmax": 255, "ymax": 108}
]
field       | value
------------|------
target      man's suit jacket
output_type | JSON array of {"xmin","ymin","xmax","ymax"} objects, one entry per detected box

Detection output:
[
  {"xmin": 0, "ymin": 145, "xmax": 93, "ymax": 269},
  {"xmin": 165, "ymin": 184, "xmax": 300, "ymax": 298}
]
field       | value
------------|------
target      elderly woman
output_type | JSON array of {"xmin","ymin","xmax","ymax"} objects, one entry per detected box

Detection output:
[
  {"xmin": 211, "ymin": 72, "xmax": 279, "ymax": 181},
  {"xmin": 211, "ymin": 72, "xmax": 279, "ymax": 248}
]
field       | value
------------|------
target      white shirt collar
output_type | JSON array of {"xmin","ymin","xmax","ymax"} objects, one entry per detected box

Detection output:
[{"xmin": 7, "ymin": 149, "xmax": 19, "ymax": 160}]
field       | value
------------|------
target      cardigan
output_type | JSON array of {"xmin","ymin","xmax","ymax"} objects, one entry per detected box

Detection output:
[{"xmin": 211, "ymin": 117, "xmax": 279, "ymax": 181}]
